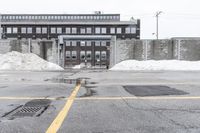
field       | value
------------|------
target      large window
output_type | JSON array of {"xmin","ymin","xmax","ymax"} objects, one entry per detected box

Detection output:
[
  {"xmin": 131, "ymin": 27, "xmax": 136, "ymax": 33},
  {"xmin": 110, "ymin": 28, "xmax": 115, "ymax": 34},
  {"xmin": 65, "ymin": 28, "xmax": 70, "ymax": 34},
  {"xmin": 101, "ymin": 51, "xmax": 107, "ymax": 60},
  {"xmin": 101, "ymin": 28, "xmax": 107, "ymax": 34},
  {"xmin": 86, "ymin": 51, "xmax": 92, "ymax": 60},
  {"xmin": 125, "ymin": 27, "xmax": 131, "ymax": 34},
  {"xmin": 117, "ymin": 28, "xmax": 122, "ymax": 34},
  {"xmin": 80, "ymin": 28, "xmax": 86, "ymax": 34},
  {"xmin": 66, "ymin": 41, "xmax": 70, "ymax": 46},
  {"xmin": 80, "ymin": 41, "xmax": 85, "ymax": 46},
  {"xmin": 6, "ymin": 27, "xmax": 12, "ymax": 34},
  {"xmin": 42, "ymin": 27, "xmax": 47, "ymax": 34},
  {"xmin": 27, "ymin": 27, "xmax": 32, "ymax": 34},
  {"xmin": 36, "ymin": 27, "xmax": 41, "ymax": 34},
  {"xmin": 21, "ymin": 27, "xmax": 26, "ymax": 34},
  {"xmin": 95, "ymin": 51, "xmax": 100, "ymax": 60},
  {"xmin": 51, "ymin": 27, "xmax": 56, "ymax": 34},
  {"xmin": 86, "ymin": 27, "xmax": 92, "ymax": 34},
  {"xmin": 66, "ymin": 51, "xmax": 71, "ymax": 59},
  {"xmin": 71, "ymin": 41, "xmax": 77, "ymax": 46},
  {"xmin": 95, "ymin": 41, "xmax": 100, "ymax": 46},
  {"xmin": 72, "ymin": 27, "xmax": 77, "ymax": 34},
  {"xmin": 95, "ymin": 27, "xmax": 101, "ymax": 34},
  {"xmin": 80, "ymin": 51, "xmax": 86, "ymax": 60},
  {"xmin": 101, "ymin": 41, "xmax": 107, "ymax": 46},
  {"xmin": 57, "ymin": 27, "xmax": 62, "ymax": 34},
  {"xmin": 86, "ymin": 41, "xmax": 91, "ymax": 46},
  {"xmin": 13, "ymin": 27, "xmax": 18, "ymax": 33},
  {"xmin": 126, "ymin": 27, "xmax": 136, "ymax": 34},
  {"xmin": 71, "ymin": 51, "xmax": 77, "ymax": 60}
]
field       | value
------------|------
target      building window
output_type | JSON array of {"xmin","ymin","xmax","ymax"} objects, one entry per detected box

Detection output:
[
  {"xmin": 101, "ymin": 51, "xmax": 107, "ymax": 60},
  {"xmin": 57, "ymin": 27, "xmax": 62, "ymax": 34},
  {"xmin": 27, "ymin": 27, "xmax": 32, "ymax": 34},
  {"xmin": 80, "ymin": 41, "xmax": 85, "ymax": 46},
  {"xmin": 66, "ymin": 41, "xmax": 70, "ymax": 46},
  {"xmin": 95, "ymin": 27, "xmax": 101, "ymax": 34},
  {"xmin": 95, "ymin": 41, "xmax": 100, "ymax": 46},
  {"xmin": 6, "ymin": 27, "xmax": 12, "ymax": 34},
  {"xmin": 101, "ymin": 28, "xmax": 107, "ymax": 34},
  {"xmin": 72, "ymin": 51, "xmax": 77, "ymax": 60},
  {"xmin": 36, "ymin": 27, "xmax": 41, "ymax": 34},
  {"xmin": 110, "ymin": 28, "xmax": 115, "ymax": 34},
  {"xmin": 80, "ymin": 28, "xmax": 86, "ymax": 34},
  {"xmin": 101, "ymin": 41, "xmax": 107, "ymax": 46},
  {"xmin": 51, "ymin": 27, "xmax": 56, "ymax": 34},
  {"xmin": 42, "ymin": 27, "xmax": 47, "ymax": 34},
  {"xmin": 86, "ymin": 27, "xmax": 92, "ymax": 34},
  {"xmin": 80, "ymin": 51, "xmax": 86, "ymax": 60},
  {"xmin": 72, "ymin": 27, "xmax": 77, "ymax": 34},
  {"xmin": 86, "ymin": 51, "xmax": 92, "ymax": 60},
  {"xmin": 71, "ymin": 41, "xmax": 77, "ymax": 46},
  {"xmin": 117, "ymin": 27, "xmax": 122, "ymax": 34},
  {"xmin": 131, "ymin": 27, "xmax": 136, "ymax": 33},
  {"xmin": 86, "ymin": 41, "xmax": 91, "ymax": 46},
  {"xmin": 13, "ymin": 27, "xmax": 18, "ymax": 33},
  {"xmin": 95, "ymin": 51, "xmax": 100, "ymax": 60},
  {"xmin": 66, "ymin": 51, "xmax": 71, "ymax": 59},
  {"xmin": 21, "ymin": 27, "xmax": 26, "ymax": 34},
  {"xmin": 125, "ymin": 27, "xmax": 131, "ymax": 34},
  {"xmin": 65, "ymin": 28, "xmax": 71, "ymax": 34}
]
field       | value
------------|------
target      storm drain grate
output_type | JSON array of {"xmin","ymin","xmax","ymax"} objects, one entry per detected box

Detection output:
[{"xmin": 3, "ymin": 99, "xmax": 51, "ymax": 118}]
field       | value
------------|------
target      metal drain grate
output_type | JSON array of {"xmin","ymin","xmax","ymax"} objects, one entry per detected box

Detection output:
[{"xmin": 3, "ymin": 99, "xmax": 51, "ymax": 118}]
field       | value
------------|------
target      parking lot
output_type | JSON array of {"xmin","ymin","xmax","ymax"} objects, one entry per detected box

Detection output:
[{"xmin": 1, "ymin": 70, "xmax": 200, "ymax": 133}]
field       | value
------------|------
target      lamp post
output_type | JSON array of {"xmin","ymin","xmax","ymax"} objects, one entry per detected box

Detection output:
[{"xmin": 156, "ymin": 11, "xmax": 163, "ymax": 40}]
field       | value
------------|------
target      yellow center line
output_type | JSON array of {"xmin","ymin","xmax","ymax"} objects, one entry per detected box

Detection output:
[{"xmin": 45, "ymin": 83, "xmax": 81, "ymax": 133}]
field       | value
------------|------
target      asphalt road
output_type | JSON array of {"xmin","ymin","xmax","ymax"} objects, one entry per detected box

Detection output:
[{"xmin": 1, "ymin": 70, "xmax": 200, "ymax": 133}]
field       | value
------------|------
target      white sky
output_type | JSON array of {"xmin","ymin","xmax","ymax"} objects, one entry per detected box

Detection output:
[{"xmin": 0, "ymin": 0, "xmax": 200, "ymax": 39}]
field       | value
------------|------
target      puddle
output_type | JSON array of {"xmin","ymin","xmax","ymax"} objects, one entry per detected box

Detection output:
[{"xmin": 80, "ymin": 87, "xmax": 97, "ymax": 97}]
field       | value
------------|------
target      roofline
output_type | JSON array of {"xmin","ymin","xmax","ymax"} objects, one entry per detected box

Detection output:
[
  {"xmin": 1, "ymin": 21, "xmax": 138, "ymax": 25},
  {"xmin": 0, "ymin": 14, "xmax": 120, "ymax": 16}
]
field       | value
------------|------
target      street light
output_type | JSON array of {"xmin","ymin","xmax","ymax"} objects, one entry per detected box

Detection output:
[{"xmin": 155, "ymin": 11, "xmax": 163, "ymax": 40}]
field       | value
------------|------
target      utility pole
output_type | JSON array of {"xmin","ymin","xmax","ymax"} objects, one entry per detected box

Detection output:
[
  {"xmin": 156, "ymin": 11, "xmax": 163, "ymax": 40},
  {"xmin": 0, "ymin": 13, "xmax": 2, "ymax": 39}
]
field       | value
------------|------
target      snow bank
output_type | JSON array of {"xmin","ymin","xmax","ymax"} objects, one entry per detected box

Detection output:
[
  {"xmin": 110, "ymin": 60, "xmax": 200, "ymax": 71},
  {"xmin": 0, "ymin": 51, "xmax": 64, "ymax": 71},
  {"xmin": 72, "ymin": 63, "xmax": 85, "ymax": 69}
]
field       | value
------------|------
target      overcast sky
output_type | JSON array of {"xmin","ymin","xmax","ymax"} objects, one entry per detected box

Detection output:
[{"xmin": 0, "ymin": 0, "xmax": 200, "ymax": 39}]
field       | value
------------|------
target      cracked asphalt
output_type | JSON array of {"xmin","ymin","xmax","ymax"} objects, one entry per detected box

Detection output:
[{"xmin": 0, "ymin": 70, "xmax": 200, "ymax": 133}]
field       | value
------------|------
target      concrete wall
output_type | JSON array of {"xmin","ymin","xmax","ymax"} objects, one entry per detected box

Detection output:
[
  {"xmin": 110, "ymin": 38, "xmax": 200, "ymax": 67},
  {"xmin": 0, "ymin": 39, "xmax": 58, "ymax": 64}
]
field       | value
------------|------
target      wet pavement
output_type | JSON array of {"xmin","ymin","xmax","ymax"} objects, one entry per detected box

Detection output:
[{"xmin": 1, "ymin": 70, "xmax": 200, "ymax": 132}]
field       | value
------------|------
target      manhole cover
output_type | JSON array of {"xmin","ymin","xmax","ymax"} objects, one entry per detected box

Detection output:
[
  {"xmin": 3, "ymin": 99, "xmax": 51, "ymax": 118},
  {"xmin": 123, "ymin": 85, "xmax": 188, "ymax": 96}
]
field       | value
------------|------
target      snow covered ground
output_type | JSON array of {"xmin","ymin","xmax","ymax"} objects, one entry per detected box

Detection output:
[
  {"xmin": 0, "ymin": 51, "xmax": 64, "ymax": 71},
  {"xmin": 110, "ymin": 60, "xmax": 200, "ymax": 71}
]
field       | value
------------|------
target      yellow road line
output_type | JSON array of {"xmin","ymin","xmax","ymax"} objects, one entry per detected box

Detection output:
[
  {"xmin": 76, "ymin": 96, "xmax": 200, "ymax": 100},
  {"xmin": 46, "ymin": 83, "xmax": 81, "ymax": 133}
]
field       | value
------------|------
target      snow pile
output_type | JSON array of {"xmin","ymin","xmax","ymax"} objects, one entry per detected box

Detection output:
[
  {"xmin": 110, "ymin": 60, "xmax": 200, "ymax": 71},
  {"xmin": 0, "ymin": 51, "xmax": 64, "ymax": 71},
  {"xmin": 72, "ymin": 63, "xmax": 85, "ymax": 69}
]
